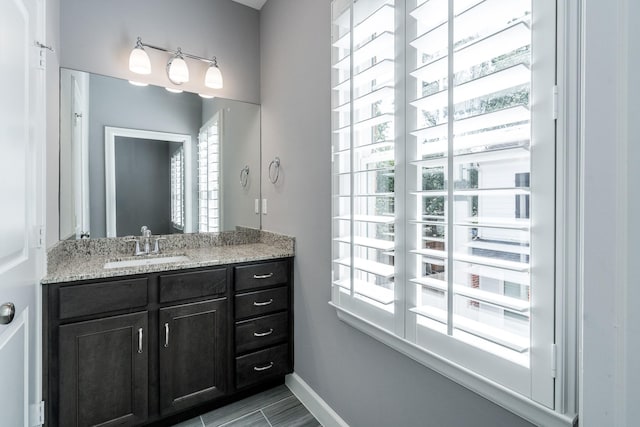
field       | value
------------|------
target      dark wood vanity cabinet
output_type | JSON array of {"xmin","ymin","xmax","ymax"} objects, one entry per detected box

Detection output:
[
  {"xmin": 58, "ymin": 311, "xmax": 149, "ymax": 427},
  {"xmin": 233, "ymin": 262, "xmax": 293, "ymax": 390},
  {"xmin": 158, "ymin": 298, "xmax": 228, "ymax": 415},
  {"xmin": 44, "ymin": 258, "xmax": 293, "ymax": 427}
]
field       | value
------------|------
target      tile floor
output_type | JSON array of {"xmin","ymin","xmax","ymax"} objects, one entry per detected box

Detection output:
[{"xmin": 173, "ymin": 385, "xmax": 322, "ymax": 427}]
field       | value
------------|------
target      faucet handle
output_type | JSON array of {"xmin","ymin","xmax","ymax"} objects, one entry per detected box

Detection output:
[
  {"xmin": 124, "ymin": 237, "xmax": 144, "ymax": 256},
  {"xmin": 152, "ymin": 237, "xmax": 167, "ymax": 254}
]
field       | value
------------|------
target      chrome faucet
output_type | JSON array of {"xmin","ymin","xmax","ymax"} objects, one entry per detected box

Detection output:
[
  {"xmin": 141, "ymin": 226, "xmax": 152, "ymax": 254},
  {"xmin": 125, "ymin": 226, "xmax": 166, "ymax": 256}
]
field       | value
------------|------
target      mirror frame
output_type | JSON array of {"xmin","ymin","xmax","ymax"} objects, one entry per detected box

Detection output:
[{"xmin": 104, "ymin": 126, "xmax": 193, "ymax": 237}]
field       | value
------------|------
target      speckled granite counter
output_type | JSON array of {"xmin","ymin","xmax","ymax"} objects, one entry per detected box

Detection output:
[{"xmin": 42, "ymin": 229, "xmax": 294, "ymax": 284}]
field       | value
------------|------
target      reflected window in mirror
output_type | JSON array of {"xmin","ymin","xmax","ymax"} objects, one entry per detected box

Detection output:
[
  {"xmin": 170, "ymin": 146, "xmax": 185, "ymax": 230},
  {"xmin": 198, "ymin": 112, "xmax": 222, "ymax": 232}
]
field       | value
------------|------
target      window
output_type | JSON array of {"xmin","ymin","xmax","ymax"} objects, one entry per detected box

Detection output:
[
  {"xmin": 198, "ymin": 112, "xmax": 222, "ymax": 232},
  {"xmin": 331, "ymin": 0, "xmax": 565, "ymax": 421},
  {"xmin": 170, "ymin": 146, "xmax": 184, "ymax": 230}
]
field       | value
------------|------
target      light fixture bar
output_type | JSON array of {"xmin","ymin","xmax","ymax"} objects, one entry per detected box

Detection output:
[{"xmin": 138, "ymin": 40, "xmax": 218, "ymax": 66}]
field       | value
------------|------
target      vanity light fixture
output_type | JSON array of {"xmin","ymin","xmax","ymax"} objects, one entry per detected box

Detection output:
[
  {"xmin": 129, "ymin": 36, "xmax": 223, "ymax": 89},
  {"xmin": 204, "ymin": 59, "xmax": 223, "ymax": 89},
  {"xmin": 128, "ymin": 37, "xmax": 151, "ymax": 74},
  {"xmin": 167, "ymin": 48, "xmax": 189, "ymax": 84}
]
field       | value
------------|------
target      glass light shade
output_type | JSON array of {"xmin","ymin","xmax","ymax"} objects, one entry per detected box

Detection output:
[
  {"xmin": 204, "ymin": 64, "xmax": 223, "ymax": 89},
  {"xmin": 129, "ymin": 47, "xmax": 151, "ymax": 75},
  {"xmin": 128, "ymin": 80, "xmax": 148, "ymax": 87},
  {"xmin": 165, "ymin": 87, "xmax": 183, "ymax": 93},
  {"xmin": 199, "ymin": 93, "xmax": 214, "ymax": 99},
  {"xmin": 168, "ymin": 56, "xmax": 189, "ymax": 84}
]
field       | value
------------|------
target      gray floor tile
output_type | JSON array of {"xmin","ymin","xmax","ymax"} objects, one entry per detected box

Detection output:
[
  {"xmin": 262, "ymin": 396, "xmax": 321, "ymax": 427},
  {"xmin": 202, "ymin": 385, "xmax": 293, "ymax": 427},
  {"xmin": 219, "ymin": 411, "xmax": 271, "ymax": 427},
  {"xmin": 172, "ymin": 416, "xmax": 204, "ymax": 427}
]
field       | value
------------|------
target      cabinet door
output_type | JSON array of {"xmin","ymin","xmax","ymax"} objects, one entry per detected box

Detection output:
[
  {"xmin": 59, "ymin": 312, "xmax": 148, "ymax": 427},
  {"xmin": 159, "ymin": 298, "xmax": 228, "ymax": 414}
]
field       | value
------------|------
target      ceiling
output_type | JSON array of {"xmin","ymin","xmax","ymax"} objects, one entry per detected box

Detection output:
[{"xmin": 231, "ymin": 0, "xmax": 268, "ymax": 10}]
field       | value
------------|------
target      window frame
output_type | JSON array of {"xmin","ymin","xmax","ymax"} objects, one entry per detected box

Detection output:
[{"xmin": 330, "ymin": 0, "xmax": 580, "ymax": 425}]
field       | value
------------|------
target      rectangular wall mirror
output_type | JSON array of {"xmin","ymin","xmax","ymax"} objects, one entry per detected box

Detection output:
[{"xmin": 59, "ymin": 68, "xmax": 261, "ymax": 239}]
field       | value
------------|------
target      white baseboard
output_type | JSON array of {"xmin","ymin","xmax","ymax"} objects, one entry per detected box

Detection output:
[{"xmin": 285, "ymin": 373, "xmax": 349, "ymax": 427}]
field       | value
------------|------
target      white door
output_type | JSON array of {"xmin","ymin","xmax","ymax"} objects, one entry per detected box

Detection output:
[{"xmin": 0, "ymin": 0, "xmax": 46, "ymax": 425}]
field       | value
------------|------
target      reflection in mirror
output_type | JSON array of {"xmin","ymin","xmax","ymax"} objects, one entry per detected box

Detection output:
[{"xmin": 59, "ymin": 68, "xmax": 261, "ymax": 239}]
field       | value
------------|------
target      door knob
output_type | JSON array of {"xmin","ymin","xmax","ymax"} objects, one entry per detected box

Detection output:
[{"xmin": 0, "ymin": 302, "xmax": 15, "ymax": 325}]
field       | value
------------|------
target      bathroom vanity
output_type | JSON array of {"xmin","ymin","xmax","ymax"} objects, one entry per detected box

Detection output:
[{"xmin": 42, "ymin": 231, "xmax": 294, "ymax": 426}]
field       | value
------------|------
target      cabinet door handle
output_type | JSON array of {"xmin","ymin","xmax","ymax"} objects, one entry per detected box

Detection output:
[
  {"xmin": 164, "ymin": 323, "xmax": 170, "ymax": 348},
  {"xmin": 253, "ymin": 273, "xmax": 274, "ymax": 279},
  {"xmin": 138, "ymin": 328, "xmax": 143, "ymax": 354},
  {"xmin": 253, "ymin": 299, "xmax": 273, "ymax": 307},
  {"xmin": 253, "ymin": 362, "xmax": 274, "ymax": 372},
  {"xmin": 253, "ymin": 328, "xmax": 274, "ymax": 337}
]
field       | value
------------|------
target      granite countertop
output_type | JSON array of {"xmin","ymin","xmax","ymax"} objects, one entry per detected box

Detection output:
[{"xmin": 42, "ymin": 229, "xmax": 294, "ymax": 284}]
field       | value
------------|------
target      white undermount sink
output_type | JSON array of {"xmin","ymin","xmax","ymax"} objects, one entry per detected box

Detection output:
[{"xmin": 103, "ymin": 255, "xmax": 191, "ymax": 269}]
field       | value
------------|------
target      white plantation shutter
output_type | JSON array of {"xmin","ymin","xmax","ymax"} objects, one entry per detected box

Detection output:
[
  {"xmin": 170, "ymin": 147, "xmax": 184, "ymax": 229},
  {"xmin": 331, "ymin": 0, "xmax": 557, "ymax": 409},
  {"xmin": 198, "ymin": 112, "xmax": 222, "ymax": 232},
  {"xmin": 331, "ymin": 0, "xmax": 398, "ymax": 329}
]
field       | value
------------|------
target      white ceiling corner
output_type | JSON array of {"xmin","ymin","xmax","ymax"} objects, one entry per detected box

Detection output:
[{"xmin": 231, "ymin": 0, "xmax": 268, "ymax": 10}]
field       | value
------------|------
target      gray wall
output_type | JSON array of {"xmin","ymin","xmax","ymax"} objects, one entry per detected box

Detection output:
[
  {"xmin": 88, "ymin": 73, "xmax": 202, "ymax": 238},
  {"xmin": 114, "ymin": 137, "xmax": 172, "ymax": 236},
  {"xmin": 259, "ymin": 1, "xmax": 532, "ymax": 426},
  {"xmin": 60, "ymin": 0, "xmax": 260, "ymax": 104},
  {"xmin": 203, "ymin": 98, "xmax": 261, "ymax": 230}
]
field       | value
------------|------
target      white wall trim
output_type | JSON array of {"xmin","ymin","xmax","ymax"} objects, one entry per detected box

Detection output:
[
  {"xmin": 330, "ymin": 303, "xmax": 577, "ymax": 427},
  {"xmin": 285, "ymin": 373, "xmax": 349, "ymax": 427},
  {"xmin": 104, "ymin": 126, "xmax": 193, "ymax": 237}
]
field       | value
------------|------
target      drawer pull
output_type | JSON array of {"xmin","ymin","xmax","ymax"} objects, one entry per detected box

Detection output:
[
  {"xmin": 164, "ymin": 323, "xmax": 170, "ymax": 348},
  {"xmin": 253, "ymin": 273, "xmax": 274, "ymax": 279},
  {"xmin": 253, "ymin": 328, "xmax": 274, "ymax": 337},
  {"xmin": 138, "ymin": 328, "xmax": 143, "ymax": 354},
  {"xmin": 253, "ymin": 362, "xmax": 274, "ymax": 372},
  {"xmin": 253, "ymin": 299, "xmax": 274, "ymax": 307}
]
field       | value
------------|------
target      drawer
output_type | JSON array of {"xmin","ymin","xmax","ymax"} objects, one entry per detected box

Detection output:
[
  {"xmin": 235, "ymin": 286, "xmax": 288, "ymax": 319},
  {"xmin": 235, "ymin": 312, "xmax": 288, "ymax": 354},
  {"xmin": 159, "ymin": 268, "xmax": 227, "ymax": 303},
  {"xmin": 59, "ymin": 278, "xmax": 148, "ymax": 319},
  {"xmin": 234, "ymin": 261, "xmax": 288, "ymax": 292},
  {"xmin": 235, "ymin": 343, "xmax": 289, "ymax": 389}
]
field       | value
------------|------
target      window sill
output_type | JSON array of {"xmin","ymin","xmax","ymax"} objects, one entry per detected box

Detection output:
[{"xmin": 329, "ymin": 302, "xmax": 577, "ymax": 427}]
